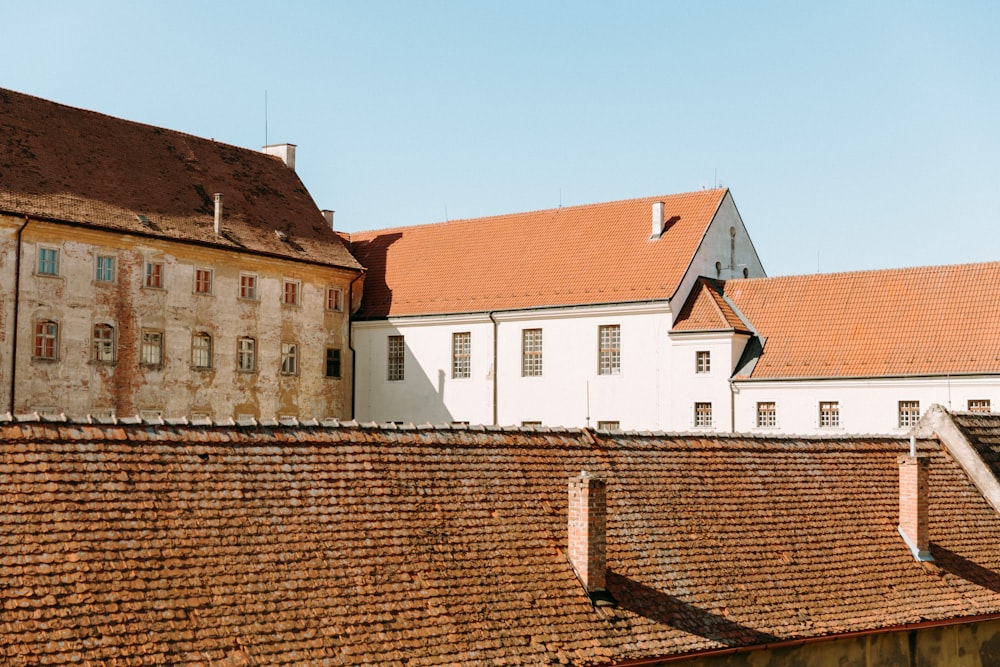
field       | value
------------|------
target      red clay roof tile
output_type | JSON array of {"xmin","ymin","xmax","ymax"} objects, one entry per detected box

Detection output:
[
  {"xmin": 724, "ymin": 262, "xmax": 1000, "ymax": 379},
  {"xmin": 673, "ymin": 278, "xmax": 752, "ymax": 334},
  {"xmin": 347, "ymin": 189, "xmax": 728, "ymax": 318},
  {"xmin": 3, "ymin": 419, "xmax": 1000, "ymax": 664},
  {"xmin": 0, "ymin": 87, "xmax": 360, "ymax": 270}
]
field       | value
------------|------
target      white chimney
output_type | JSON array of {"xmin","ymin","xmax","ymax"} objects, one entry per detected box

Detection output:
[
  {"xmin": 650, "ymin": 201, "xmax": 665, "ymax": 239},
  {"xmin": 322, "ymin": 210, "xmax": 335, "ymax": 229},
  {"xmin": 262, "ymin": 143, "xmax": 297, "ymax": 170},
  {"xmin": 213, "ymin": 193, "xmax": 223, "ymax": 235}
]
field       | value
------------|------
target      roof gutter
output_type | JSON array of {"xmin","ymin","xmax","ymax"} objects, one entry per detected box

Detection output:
[
  {"xmin": 8, "ymin": 215, "xmax": 30, "ymax": 414},
  {"xmin": 603, "ymin": 613, "xmax": 1000, "ymax": 667}
]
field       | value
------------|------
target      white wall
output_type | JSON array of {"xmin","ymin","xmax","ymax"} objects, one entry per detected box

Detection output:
[
  {"xmin": 734, "ymin": 376, "xmax": 1000, "ymax": 435},
  {"xmin": 354, "ymin": 303, "xmax": 674, "ymax": 429}
]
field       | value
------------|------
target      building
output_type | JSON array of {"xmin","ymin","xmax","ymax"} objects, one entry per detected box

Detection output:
[
  {"xmin": 4, "ymin": 409, "xmax": 1000, "ymax": 664},
  {"xmin": 0, "ymin": 88, "xmax": 363, "ymax": 421},
  {"xmin": 347, "ymin": 188, "xmax": 766, "ymax": 428},
  {"xmin": 347, "ymin": 191, "xmax": 1000, "ymax": 434}
]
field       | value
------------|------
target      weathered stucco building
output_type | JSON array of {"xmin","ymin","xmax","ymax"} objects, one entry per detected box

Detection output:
[{"xmin": 0, "ymin": 88, "xmax": 363, "ymax": 420}]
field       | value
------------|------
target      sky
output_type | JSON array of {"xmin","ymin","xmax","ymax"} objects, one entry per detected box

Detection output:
[{"xmin": 3, "ymin": 1, "xmax": 999, "ymax": 277}]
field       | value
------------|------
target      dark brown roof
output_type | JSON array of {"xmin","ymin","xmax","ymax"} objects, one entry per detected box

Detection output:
[
  {"xmin": 4, "ymin": 417, "xmax": 1000, "ymax": 665},
  {"xmin": 722, "ymin": 261, "xmax": 1000, "ymax": 379},
  {"xmin": 346, "ymin": 189, "xmax": 727, "ymax": 318},
  {"xmin": 0, "ymin": 87, "xmax": 360, "ymax": 270}
]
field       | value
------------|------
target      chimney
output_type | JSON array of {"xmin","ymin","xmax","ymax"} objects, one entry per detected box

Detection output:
[
  {"xmin": 262, "ymin": 143, "xmax": 297, "ymax": 170},
  {"xmin": 898, "ymin": 445, "xmax": 933, "ymax": 561},
  {"xmin": 321, "ymin": 209, "xmax": 335, "ymax": 229},
  {"xmin": 568, "ymin": 471, "xmax": 607, "ymax": 592},
  {"xmin": 650, "ymin": 201, "xmax": 665, "ymax": 239},
  {"xmin": 213, "ymin": 193, "xmax": 223, "ymax": 235}
]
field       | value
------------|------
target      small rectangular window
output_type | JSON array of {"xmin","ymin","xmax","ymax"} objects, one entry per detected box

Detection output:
[
  {"xmin": 237, "ymin": 337, "xmax": 256, "ymax": 372},
  {"xmin": 969, "ymin": 399, "xmax": 992, "ymax": 413},
  {"xmin": 452, "ymin": 332, "xmax": 471, "ymax": 379},
  {"xmin": 283, "ymin": 279, "xmax": 300, "ymax": 305},
  {"xmin": 194, "ymin": 268, "xmax": 213, "ymax": 294},
  {"xmin": 694, "ymin": 402, "xmax": 713, "ymax": 427},
  {"xmin": 95, "ymin": 255, "xmax": 116, "ymax": 282},
  {"xmin": 696, "ymin": 350, "xmax": 711, "ymax": 374},
  {"xmin": 387, "ymin": 335, "xmax": 405, "ymax": 381},
  {"xmin": 596, "ymin": 421, "xmax": 620, "ymax": 431},
  {"xmin": 37, "ymin": 247, "xmax": 58, "ymax": 276},
  {"xmin": 598, "ymin": 325, "xmax": 621, "ymax": 376},
  {"xmin": 521, "ymin": 421, "xmax": 542, "ymax": 427},
  {"xmin": 521, "ymin": 329, "xmax": 543, "ymax": 377},
  {"xmin": 756, "ymin": 401, "xmax": 777, "ymax": 428},
  {"xmin": 281, "ymin": 342, "xmax": 298, "ymax": 375},
  {"xmin": 140, "ymin": 330, "xmax": 163, "ymax": 366},
  {"xmin": 819, "ymin": 401, "xmax": 840, "ymax": 428},
  {"xmin": 326, "ymin": 287, "xmax": 343, "ymax": 311},
  {"xmin": 145, "ymin": 261, "xmax": 164, "ymax": 288},
  {"xmin": 34, "ymin": 321, "xmax": 58, "ymax": 359},
  {"xmin": 191, "ymin": 333, "xmax": 212, "ymax": 368},
  {"xmin": 898, "ymin": 400, "xmax": 920, "ymax": 428},
  {"xmin": 239, "ymin": 273, "xmax": 258, "ymax": 300},
  {"xmin": 325, "ymin": 348, "xmax": 342, "ymax": 378},
  {"xmin": 92, "ymin": 324, "xmax": 115, "ymax": 363}
]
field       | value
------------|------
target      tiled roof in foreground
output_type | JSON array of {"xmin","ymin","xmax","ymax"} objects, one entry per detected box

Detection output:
[
  {"xmin": 347, "ymin": 188, "xmax": 728, "ymax": 318},
  {"xmin": 3, "ymin": 416, "xmax": 1000, "ymax": 665},
  {"xmin": 0, "ymin": 87, "xmax": 360, "ymax": 270},
  {"xmin": 723, "ymin": 261, "xmax": 1000, "ymax": 379}
]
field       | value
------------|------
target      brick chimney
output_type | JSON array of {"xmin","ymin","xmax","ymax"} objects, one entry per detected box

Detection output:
[
  {"xmin": 568, "ymin": 471, "xmax": 607, "ymax": 592},
  {"xmin": 650, "ymin": 201, "xmax": 666, "ymax": 239},
  {"xmin": 898, "ymin": 443, "xmax": 933, "ymax": 561}
]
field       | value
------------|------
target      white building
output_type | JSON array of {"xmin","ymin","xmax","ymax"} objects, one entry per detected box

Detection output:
[
  {"xmin": 348, "ymin": 189, "xmax": 766, "ymax": 429},
  {"xmin": 348, "ymin": 189, "xmax": 1000, "ymax": 435}
]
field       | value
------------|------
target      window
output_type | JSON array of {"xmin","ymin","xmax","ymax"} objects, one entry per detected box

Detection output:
[
  {"xmin": 237, "ymin": 337, "xmax": 256, "ymax": 372},
  {"xmin": 326, "ymin": 287, "xmax": 343, "ymax": 311},
  {"xmin": 521, "ymin": 329, "xmax": 543, "ymax": 377},
  {"xmin": 598, "ymin": 325, "xmax": 621, "ymax": 376},
  {"xmin": 144, "ymin": 261, "xmax": 164, "ymax": 288},
  {"xmin": 694, "ymin": 402, "xmax": 713, "ymax": 427},
  {"xmin": 239, "ymin": 273, "xmax": 258, "ymax": 300},
  {"xmin": 194, "ymin": 268, "xmax": 213, "ymax": 294},
  {"xmin": 597, "ymin": 421, "xmax": 620, "ymax": 431},
  {"xmin": 521, "ymin": 421, "xmax": 542, "ymax": 427},
  {"xmin": 140, "ymin": 330, "xmax": 163, "ymax": 365},
  {"xmin": 819, "ymin": 401, "xmax": 840, "ymax": 428},
  {"xmin": 696, "ymin": 350, "xmax": 711, "ymax": 374},
  {"xmin": 969, "ymin": 399, "xmax": 992, "ymax": 413},
  {"xmin": 281, "ymin": 342, "xmax": 298, "ymax": 375},
  {"xmin": 756, "ymin": 401, "xmax": 777, "ymax": 428},
  {"xmin": 452, "ymin": 332, "xmax": 471, "ymax": 379},
  {"xmin": 34, "ymin": 321, "xmax": 58, "ymax": 359},
  {"xmin": 387, "ymin": 335, "xmax": 405, "ymax": 381},
  {"xmin": 191, "ymin": 333, "xmax": 212, "ymax": 368},
  {"xmin": 92, "ymin": 324, "xmax": 115, "ymax": 363},
  {"xmin": 95, "ymin": 255, "xmax": 115, "ymax": 283},
  {"xmin": 283, "ymin": 279, "xmax": 300, "ymax": 305},
  {"xmin": 37, "ymin": 247, "xmax": 58, "ymax": 275},
  {"xmin": 898, "ymin": 401, "xmax": 920, "ymax": 428},
  {"xmin": 325, "ymin": 348, "xmax": 342, "ymax": 378}
]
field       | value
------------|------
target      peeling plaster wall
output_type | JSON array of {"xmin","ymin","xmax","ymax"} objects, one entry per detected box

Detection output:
[
  {"xmin": 9, "ymin": 217, "xmax": 353, "ymax": 420},
  {"xmin": 0, "ymin": 215, "xmax": 20, "ymax": 413}
]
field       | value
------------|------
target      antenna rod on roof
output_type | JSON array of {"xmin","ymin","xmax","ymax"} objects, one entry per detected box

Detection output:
[{"xmin": 264, "ymin": 89, "xmax": 268, "ymax": 149}]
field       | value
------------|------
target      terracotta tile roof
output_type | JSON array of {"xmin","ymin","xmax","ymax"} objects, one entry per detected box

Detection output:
[
  {"xmin": 0, "ymin": 87, "xmax": 360, "ymax": 270},
  {"xmin": 723, "ymin": 262, "xmax": 1000, "ymax": 379},
  {"xmin": 4, "ymin": 416, "xmax": 1000, "ymax": 665},
  {"xmin": 672, "ymin": 278, "xmax": 752, "ymax": 334},
  {"xmin": 347, "ymin": 189, "xmax": 728, "ymax": 318},
  {"xmin": 945, "ymin": 410, "xmax": 1000, "ymax": 472}
]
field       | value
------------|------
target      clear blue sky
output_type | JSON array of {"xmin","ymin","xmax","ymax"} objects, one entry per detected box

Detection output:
[{"xmin": 5, "ymin": 1, "xmax": 998, "ymax": 276}]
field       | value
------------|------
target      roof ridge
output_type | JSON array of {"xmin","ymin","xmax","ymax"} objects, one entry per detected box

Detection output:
[
  {"xmin": 348, "ymin": 188, "xmax": 729, "ymax": 238},
  {"xmin": 744, "ymin": 259, "xmax": 1000, "ymax": 284}
]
